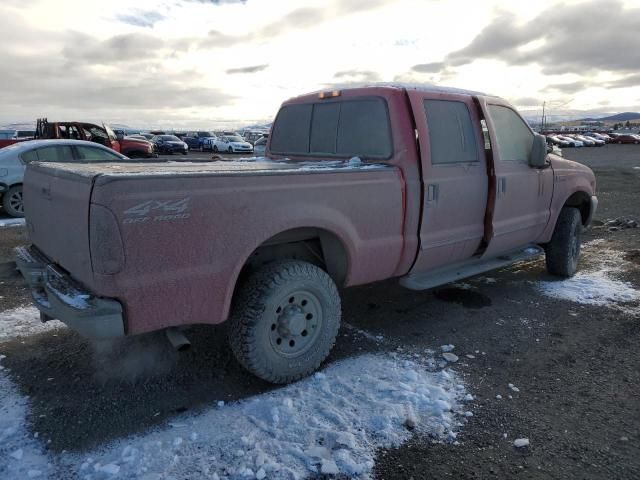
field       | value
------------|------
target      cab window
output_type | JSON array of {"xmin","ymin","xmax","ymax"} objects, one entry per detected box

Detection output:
[
  {"xmin": 424, "ymin": 100, "xmax": 478, "ymax": 165},
  {"xmin": 487, "ymin": 105, "xmax": 534, "ymax": 162}
]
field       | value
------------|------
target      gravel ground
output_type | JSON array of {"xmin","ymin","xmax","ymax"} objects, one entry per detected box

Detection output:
[{"xmin": 0, "ymin": 144, "xmax": 638, "ymax": 479}]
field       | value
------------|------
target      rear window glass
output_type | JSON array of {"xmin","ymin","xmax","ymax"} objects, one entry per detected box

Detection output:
[
  {"xmin": 75, "ymin": 145, "xmax": 122, "ymax": 161},
  {"xmin": 424, "ymin": 100, "xmax": 478, "ymax": 165},
  {"xmin": 270, "ymin": 98, "xmax": 392, "ymax": 159},
  {"xmin": 32, "ymin": 146, "xmax": 74, "ymax": 162},
  {"xmin": 270, "ymin": 104, "xmax": 312, "ymax": 154}
]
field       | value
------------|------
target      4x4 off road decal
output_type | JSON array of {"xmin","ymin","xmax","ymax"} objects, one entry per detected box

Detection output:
[{"xmin": 122, "ymin": 198, "xmax": 191, "ymax": 224}]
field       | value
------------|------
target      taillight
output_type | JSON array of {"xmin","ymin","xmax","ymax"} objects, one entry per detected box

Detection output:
[{"xmin": 90, "ymin": 204, "xmax": 125, "ymax": 275}]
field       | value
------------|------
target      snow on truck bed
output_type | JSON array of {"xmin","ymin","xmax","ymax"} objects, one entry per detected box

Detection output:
[{"xmin": 34, "ymin": 157, "xmax": 391, "ymax": 179}]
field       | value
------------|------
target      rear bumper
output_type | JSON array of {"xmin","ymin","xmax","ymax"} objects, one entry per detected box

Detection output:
[
  {"xmin": 585, "ymin": 195, "xmax": 598, "ymax": 228},
  {"xmin": 15, "ymin": 246, "xmax": 125, "ymax": 338}
]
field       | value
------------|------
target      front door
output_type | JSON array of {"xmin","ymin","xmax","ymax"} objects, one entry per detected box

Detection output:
[
  {"xmin": 407, "ymin": 91, "xmax": 489, "ymax": 273},
  {"xmin": 478, "ymin": 99, "xmax": 554, "ymax": 256}
]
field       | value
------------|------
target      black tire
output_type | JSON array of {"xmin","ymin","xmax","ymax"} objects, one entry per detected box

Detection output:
[
  {"xmin": 228, "ymin": 260, "xmax": 341, "ymax": 384},
  {"xmin": 545, "ymin": 207, "xmax": 582, "ymax": 277},
  {"xmin": 228, "ymin": 147, "xmax": 233, "ymax": 153},
  {"xmin": 213, "ymin": 145, "xmax": 219, "ymax": 153},
  {"xmin": 2, "ymin": 185, "xmax": 24, "ymax": 218}
]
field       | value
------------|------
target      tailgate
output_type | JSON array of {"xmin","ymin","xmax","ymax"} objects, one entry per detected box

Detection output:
[{"xmin": 24, "ymin": 163, "xmax": 95, "ymax": 286}]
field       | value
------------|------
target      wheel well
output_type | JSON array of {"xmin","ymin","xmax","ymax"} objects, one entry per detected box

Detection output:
[
  {"xmin": 240, "ymin": 228, "xmax": 349, "ymax": 286},
  {"xmin": 563, "ymin": 191, "xmax": 591, "ymax": 226}
]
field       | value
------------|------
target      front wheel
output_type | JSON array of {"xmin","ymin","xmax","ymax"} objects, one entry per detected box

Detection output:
[
  {"xmin": 228, "ymin": 260, "xmax": 341, "ymax": 384},
  {"xmin": 2, "ymin": 185, "xmax": 24, "ymax": 218},
  {"xmin": 545, "ymin": 207, "xmax": 582, "ymax": 277},
  {"xmin": 213, "ymin": 145, "xmax": 219, "ymax": 153},
  {"xmin": 228, "ymin": 147, "xmax": 233, "ymax": 153}
]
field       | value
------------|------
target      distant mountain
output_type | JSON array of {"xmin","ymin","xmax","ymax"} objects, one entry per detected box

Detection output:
[{"xmin": 582, "ymin": 112, "xmax": 640, "ymax": 122}]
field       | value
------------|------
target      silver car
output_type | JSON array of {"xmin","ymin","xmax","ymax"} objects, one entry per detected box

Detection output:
[{"xmin": 0, "ymin": 139, "xmax": 128, "ymax": 217}]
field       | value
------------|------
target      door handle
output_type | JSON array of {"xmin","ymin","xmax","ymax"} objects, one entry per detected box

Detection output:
[
  {"xmin": 426, "ymin": 183, "xmax": 439, "ymax": 204},
  {"xmin": 497, "ymin": 177, "xmax": 507, "ymax": 197}
]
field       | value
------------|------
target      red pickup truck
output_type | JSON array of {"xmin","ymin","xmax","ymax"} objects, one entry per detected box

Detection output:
[
  {"xmin": 16, "ymin": 85, "xmax": 597, "ymax": 383},
  {"xmin": 0, "ymin": 120, "xmax": 155, "ymax": 158}
]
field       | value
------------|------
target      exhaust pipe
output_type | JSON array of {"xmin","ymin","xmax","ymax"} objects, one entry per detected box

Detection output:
[{"xmin": 166, "ymin": 327, "xmax": 191, "ymax": 351}]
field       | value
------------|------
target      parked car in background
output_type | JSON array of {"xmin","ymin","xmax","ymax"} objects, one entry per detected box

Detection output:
[
  {"xmin": 211, "ymin": 135, "xmax": 253, "ymax": 153},
  {"xmin": 0, "ymin": 119, "xmax": 155, "ymax": 158},
  {"xmin": 611, "ymin": 133, "xmax": 640, "ymax": 144},
  {"xmin": 184, "ymin": 131, "xmax": 217, "ymax": 151},
  {"xmin": 546, "ymin": 135, "xmax": 571, "ymax": 148},
  {"xmin": 556, "ymin": 135, "xmax": 583, "ymax": 147},
  {"xmin": 152, "ymin": 135, "xmax": 189, "ymax": 154},
  {"xmin": 243, "ymin": 130, "xmax": 268, "ymax": 145},
  {"xmin": 585, "ymin": 132, "xmax": 611, "ymax": 143},
  {"xmin": 0, "ymin": 139, "xmax": 128, "ymax": 217},
  {"xmin": 253, "ymin": 136, "xmax": 268, "ymax": 155},
  {"xmin": 574, "ymin": 134, "xmax": 602, "ymax": 147}
]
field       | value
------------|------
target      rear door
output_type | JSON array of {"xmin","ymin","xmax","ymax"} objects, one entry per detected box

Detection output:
[
  {"xmin": 407, "ymin": 91, "xmax": 489, "ymax": 272},
  {"xmin": 477, "ymin": 98, "xmax": 553, "ymax": 256}
]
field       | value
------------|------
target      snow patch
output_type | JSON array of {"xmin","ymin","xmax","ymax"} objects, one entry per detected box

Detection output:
[
  {"xmin": 61, "ymin": 354, "xmax": 464, "ymax": 479},
  {"xmin": 0, "ymin": 307, "xmax": 65, "ymax": 342},
  {"xmin": 535, "ymin": 244, "xmax": 640, "ymax": 311}
]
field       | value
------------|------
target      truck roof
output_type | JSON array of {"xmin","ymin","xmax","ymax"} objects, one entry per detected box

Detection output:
[{"xmin": 286, "ymin": 83, "xmax": 495, "ymax": 104}]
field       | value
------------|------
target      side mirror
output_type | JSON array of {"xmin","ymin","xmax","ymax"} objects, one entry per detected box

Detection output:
[{"xmin": 529, "ymin": 134, "xmax": 549, "ymax": 168}]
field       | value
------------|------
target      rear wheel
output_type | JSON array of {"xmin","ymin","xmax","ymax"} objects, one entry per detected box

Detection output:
[
  {"xmin": 545, "ymin": 207, "xmax": 582, "ymax": 277},
  {"xmin": 2, "ymin": 185, "xmax": 24, "ymax": 218},
  {"xmin": 213, "ymin": 145, "xmax": 219, "ymax": 153},
  {"xmin": 229, "ymin": 260, "xmax": 341, "ymax": 384}
]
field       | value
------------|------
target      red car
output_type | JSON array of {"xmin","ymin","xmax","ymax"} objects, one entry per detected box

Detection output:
[{"xmin": 611, "ymin": 133, "xmax": 640, "ymax": 144}]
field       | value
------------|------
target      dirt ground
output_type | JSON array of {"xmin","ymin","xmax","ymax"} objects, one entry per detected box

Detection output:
[{"xmin": 0, "ymin": 145, "xmax": 638, "ymax": 479}]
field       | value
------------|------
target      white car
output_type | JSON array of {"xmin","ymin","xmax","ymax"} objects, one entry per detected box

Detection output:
[
  {"xmin": 557, "ymin": 135, "xmax": 583, "ymax": 147},
  {"xmin": 212, "ymin": 135, "xmax": 253, "ymax": 154}
]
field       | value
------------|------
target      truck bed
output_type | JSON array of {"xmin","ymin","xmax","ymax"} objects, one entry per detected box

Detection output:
[{"xmin": 24, "ymin": 158, "xmax": 405, "ymax": 335}]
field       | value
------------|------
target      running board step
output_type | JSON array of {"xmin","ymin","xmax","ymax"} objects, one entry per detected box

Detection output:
[{"xmin": 399, "ymin": 245, "xmax": 544, "ymax": 291}]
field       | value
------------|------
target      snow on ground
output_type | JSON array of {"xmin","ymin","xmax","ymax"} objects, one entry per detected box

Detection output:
[
  {"xmin": 0, "ymin": 217, "xmax": 25, "ymax": 228},
  {"xmin": 0, "ymin": 307, "xmax": 467, "ymax": 479},
  {"xmin": 0, "ymin": 307, "xmax": 65, "ymax": 342},
  {"xmin": 535, "ymin": 242, "xmax": 640, "ymax": 311}
]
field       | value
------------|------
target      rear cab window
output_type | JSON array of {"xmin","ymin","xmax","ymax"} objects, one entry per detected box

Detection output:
[
  {"xmin": 270, "ymin": 97, "xmax": 393, "ymax": 160},
  {"xmin": 424, "ymin": 99, "xmax": 479, "ymax": 165}
]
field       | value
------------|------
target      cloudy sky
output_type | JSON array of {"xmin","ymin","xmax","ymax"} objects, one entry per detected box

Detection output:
[{"xmin": 1, "ymin": 0, "xmax": 639, "ymax": 129}]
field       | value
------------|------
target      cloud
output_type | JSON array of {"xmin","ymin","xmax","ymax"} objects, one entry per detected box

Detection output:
[
  {"xmin": 62, "ymin": 32, "xmax": 164, "ymax": 64},
  {"xmin": 543, "ymin": 81, "xmax": 592, "ymax": 95},
  {"xmin": 509, "ymin": 96, "xmax": 544, "ymax": 107},
  {"xmin": 411, "ymin": 62, "xmax": 446, "ymax": 73},
  {"xmin": 333, "ymin": 70, "xmax": 381, "ymax": 82},
  {"xmin": 116, "ymin": 11, "xmax": 166, "ymax": 28},
  {"xmin": 226, "ymin": 64, "xmax": 269, "ymax": 74},
  {"xmin": 445, "ymin": 1, "xmax": 640, "ymax": 76}
]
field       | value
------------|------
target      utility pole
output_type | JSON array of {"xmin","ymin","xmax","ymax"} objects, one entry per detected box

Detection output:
[{"xmin": 541, "ymin": 101, "xmax": 546, "ymax": 132}]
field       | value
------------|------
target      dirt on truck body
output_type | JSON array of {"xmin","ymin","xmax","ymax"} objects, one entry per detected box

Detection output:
[{"xmin": 16, "ymin": 84, "xmax": 597, "ymax": 383}]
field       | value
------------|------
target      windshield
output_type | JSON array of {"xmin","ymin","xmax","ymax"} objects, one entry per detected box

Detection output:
[
  {"xmin": 227, "ymin": 136, "xmax": 243, "ymax": 142},
  {"xmin": 160, "ymin": 135, "xmax": 181, "ymax": 141}
]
